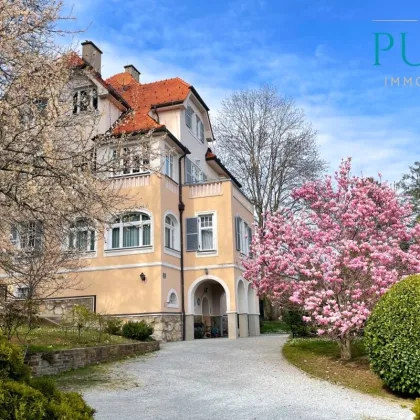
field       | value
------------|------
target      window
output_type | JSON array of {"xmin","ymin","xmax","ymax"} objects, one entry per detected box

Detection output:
[
  {"xmin": 199, "ymin": 215, "xmax": 214, "ymax": 251},
  {"xmin": 68, "ymin": 218, "xmax": 95, "ymax": 252},
  {"xmin": 196, "ymin": 116, "xmax": 205, "ymax": 143},
  {"xmin": 185, "ymin": 158, "xmax": 207, "ymax": 184},
  {"xmin": 72, "ymin": 88, "xmax": 98, "ymax": 114},
  {"xmin": 165, "ymin": 215, "xmax": 179, "ymax": 250},
  {"xmin": 235, "ymin": 216, "xmax": 252, "ymax": 256},
  {"xmin": 167, "ymin": 290, "xmax": 179, "ymax": 308},
  {"xmin": 165, "ymin": 150, "xmax": 174, "ymax": 178},
  {"xmin": 15, "ymin": 286, "xmax": 30, "ymax": 299},
  {"xmin": 11, "ymin": 221, "xmax": 43, "ymax": 251},
  {"xmin": 186, "ymin": 105, "xmax": 193, "ymax": 128},
  {"xmin": 109, "ymin": 212, "xmax": 151, "ymax": 249},
  {"xmin": 112, "ymin": 146, "xmax": 149, "ymax": 176}
]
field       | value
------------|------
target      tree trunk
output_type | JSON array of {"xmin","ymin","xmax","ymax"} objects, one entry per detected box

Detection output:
[{"xmin": 338, "ymin": 337, "xmax": 352, "ymax": 360}]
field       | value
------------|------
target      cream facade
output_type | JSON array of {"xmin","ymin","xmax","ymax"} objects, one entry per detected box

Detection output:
[{"xmin": 41, "ymin": 41, "xmax": 260, "ymax": 341}]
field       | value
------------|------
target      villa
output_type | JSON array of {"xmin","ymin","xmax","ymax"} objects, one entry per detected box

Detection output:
[{"xmin": 37, "ymin": 41, "xmax": 260, "ymax": 341}]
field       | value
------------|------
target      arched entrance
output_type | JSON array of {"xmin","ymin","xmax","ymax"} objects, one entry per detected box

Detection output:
[{"xmin": 186, "ymin": 275, "xmax": 231, "ymax": 340}]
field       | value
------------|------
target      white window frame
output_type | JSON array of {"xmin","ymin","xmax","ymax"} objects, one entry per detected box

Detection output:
[
  {"xmin": 111, "ymin": 146, "xmax": 150, "ymax": 177},
  {"xmin": 165, "ymin": 149, "xmax": 174, "ymax": 179},
  {"xmin": 236, "ymin": 216, "xmax": 252, "ymax": 256},
  {"xmin": 15, "ymin": 286, "xmax": 30, "ymax": 299},
  {"xmin": 68, "ymin": 218, "xmax": 96, "ymax": 253},
  {"xmin": 106, "ymin": 211, "xmax": 153, "ymax": 252},
  {"xmin": 73, "ymin": 87, "xmax": 98, "ymax": 114},
  {"xmin": 195, "ymin": 116, "xmax": 205, "ymax": 144},
  {"xmin": 11, "ymin": 221, "xmax": 43, "ymax": 251},
  {"xmin": 166, "ymin": 289, "xmax": 179, "ymax": 309},
  {"xmin": 186, "ymin": 105, "xmax": 193, "ymax": 128},
  {"xmin": 196, "ymin": 211, "xmax": 217, "ymax": 256},
  {"xmin": 185, "ymin": 158, "xmax": 207, "ymax": 184}
]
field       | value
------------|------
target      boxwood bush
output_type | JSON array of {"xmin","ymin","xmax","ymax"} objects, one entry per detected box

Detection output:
[
  {"xmin": 0, "ymin": 337, "xmax": 95, "ymax": 419},
  {"xmin": 122, "ymin": 320, "xmax": 153, "ymax": 341},
  {"xmin": 413, "ymin": 399, "xmax": 420, "ymax": 420},
  {"xmin": 364, "ymin": 274, "xmax": 420, "ymax": 396}
]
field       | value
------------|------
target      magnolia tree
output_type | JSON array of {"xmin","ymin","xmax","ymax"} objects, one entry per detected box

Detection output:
[{"xmin": 244, "ymin": 159, "xmax": 420, "ymax": 359}]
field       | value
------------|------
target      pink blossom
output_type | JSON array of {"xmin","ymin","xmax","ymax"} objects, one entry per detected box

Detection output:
[{"xmin": 243, "ymin": 158, "xmax": 420, "ymax": 341}]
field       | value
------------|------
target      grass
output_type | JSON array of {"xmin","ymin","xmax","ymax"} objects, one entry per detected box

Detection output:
[
  {"xmin": 282, "ymin": 338, "xmax": 414, "ymax": 403},
  {"xmin": 260, "ymin": 320, "xmax": 290, "ymax": 334},
  {"xmin": 11, "ymin": 326, "xmax": 135, "ymax": 352}
]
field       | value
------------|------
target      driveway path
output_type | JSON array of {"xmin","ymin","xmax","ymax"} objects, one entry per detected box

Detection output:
[{"xmin": 83, "ymin": 335, "xmax": 412, "ymax": 420}]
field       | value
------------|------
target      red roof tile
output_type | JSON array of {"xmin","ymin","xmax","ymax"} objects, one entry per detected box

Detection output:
[{"xmin": 105, "ymin": 73, "xmax": 191, "ymax": 134}]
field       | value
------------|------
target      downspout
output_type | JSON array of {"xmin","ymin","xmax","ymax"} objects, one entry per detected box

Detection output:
[{"xmin": 178, "ymin": 153, "xmax": 187, "ymax": 340}]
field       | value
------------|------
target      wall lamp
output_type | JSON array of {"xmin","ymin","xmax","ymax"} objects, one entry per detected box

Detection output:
[
  {"xmin": 204, "ymin": 268, "xmax": 209, "ymax": 275},
  {"xmin": 140, "ymin": 272, "xmax": 146, "ymax": 282}
]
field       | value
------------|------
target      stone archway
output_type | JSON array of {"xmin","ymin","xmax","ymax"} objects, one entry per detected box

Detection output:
[{"xmin": 186, "ymin": 275, "xmax": 232, "ymax": 340}]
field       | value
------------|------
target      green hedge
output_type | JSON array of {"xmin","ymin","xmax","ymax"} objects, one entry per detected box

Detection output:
[
  {"xmin": 122, "ymin": 321, "xmax": 153, "ymax": 341},
  {"xmin": 0, "ymin": 337, "xmax": 94, "ymax": 419},
  {"xmin": 364, "ymin": 275, "xmax": 420, "ymax": 396}
]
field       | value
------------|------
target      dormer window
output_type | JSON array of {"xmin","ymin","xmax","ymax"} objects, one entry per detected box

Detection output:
[
  {"xmin": 73, "ymin": 88, "xmax": 98, "ymax": 114},
  {"xmin": 186, "ymin": 105, "xmax": 193, "ymax": 128}
]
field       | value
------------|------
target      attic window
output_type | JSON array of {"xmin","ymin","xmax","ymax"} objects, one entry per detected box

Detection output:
[
  {"xmin": 186, "ymin": 105, "xmax": 193, "ymax": 128},
  {"xmin": 73, "ymin": 88, "xmax": 98, "ymax": 114}
]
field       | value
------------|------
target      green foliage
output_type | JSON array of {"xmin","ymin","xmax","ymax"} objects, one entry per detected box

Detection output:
[
  {"xmin": 398, "ymin": 161, "xmax": 420, "ymax": 221},
  {"xmin": 0, "ymin": 338, "xmax": 95, "ymax": 419},
  {"xmin": 364, "ymin": 275, "xmax": 420, "ymax": 396},
  {"xmin": 260, "ymin": 320, "xmax": 290, "ymax": 334},
  {"xmin": 0, "ymin": 338, "xmax": 30, "ymax": 381},
  {"xmin": 412, "ymin": 398, "xmax": 420, "ymax": 420},
  {"xmin": 122, "ymin": 321, "xmax": 153, "ymax": 341},
  {"xmin": 104, "ymin": 317, "xmax": 123, "ymax": 336},
  {"xmin": 281, "ymin": 309, "xmax": 312, "ymax": 337}
]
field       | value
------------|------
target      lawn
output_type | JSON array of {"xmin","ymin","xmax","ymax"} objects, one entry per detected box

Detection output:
[
  {"xmin": 282, "ymin": 338, "xmax": 413, "ymax": 403},
  {"xmin": 11, "ymin": 326, "xmax": 135, "ymax": 352},
  {"xmin": 260, "ymin": 320, "xmax": 290, "ymax": 334}
]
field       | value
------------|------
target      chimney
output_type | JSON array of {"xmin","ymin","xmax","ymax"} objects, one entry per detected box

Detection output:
[
  {"xmin": 124, "ymin": 64, "xmax": 141, "ymax": 82},
  {"xmin": 81, "ymin": 40, "xmax": 102, "ymax": 74}
]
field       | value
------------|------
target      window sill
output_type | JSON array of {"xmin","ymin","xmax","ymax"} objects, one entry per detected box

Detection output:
[
  {"xmin": 104, "ymin": 246, "xmax": 153, "ymax": 257},
  {"xmin": 164, "ymin": 247, "xmax": 181, "ymax": 258},
  {"xmin": 196, "ymin": 249, "xmax": 218, "ymax": 258},
  {"xmin": 167, "ymin": 303, "xmax": 179, "ymax": 309}
]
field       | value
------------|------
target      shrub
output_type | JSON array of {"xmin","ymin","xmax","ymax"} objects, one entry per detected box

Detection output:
[
  {"xmin": 105, "ymin": 317, "xmax": 123, "ymax": 335},
  {"xmin": 122, "ymin": 321, "xmax": 153, "ymax": 341},
  {"xmin": 0, "ymin": 337, "xmax": 30, "ymax": 381},
  {"xmin": 0, "ymin": 339, "xmax": 94, "ymax": 419},
  {"xmin": 413, "ymin": 398, "xmax": 420, "ymax": 420},
  {"xmin": 364, "ymin": 274, "xmax": 420, "ymax": 396},
  {"xmin": 281, "ymin": 308, "xmax": 311, "ymax": 337}
]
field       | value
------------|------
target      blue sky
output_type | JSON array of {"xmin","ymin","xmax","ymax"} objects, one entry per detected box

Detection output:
[{"xmin": 64, "ymin": 0, "xmax": 420, "ymax": 183}]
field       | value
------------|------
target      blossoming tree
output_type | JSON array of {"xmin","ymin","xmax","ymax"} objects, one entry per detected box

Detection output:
[{"xmin": 244, "ymin": 159, "xmax": 420, "ymax": 359}]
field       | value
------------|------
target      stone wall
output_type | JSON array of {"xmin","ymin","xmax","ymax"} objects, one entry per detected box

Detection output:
[
  {"xmin": 25, "ymin": 341, "xmax": 159, "ymax": 377},
  {"xmin": 123, "ymin": 314, "xmax": 182, "ymax": 342},
  {"xmin": 38, "ymin": 296, "xmax": 95, "ymax": 320}
]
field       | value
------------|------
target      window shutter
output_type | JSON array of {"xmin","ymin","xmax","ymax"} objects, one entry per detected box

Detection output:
[
  {"xmin": 186, "ymin": 217, "xmax": 199, "ymax": 251},
  {"xmin": 235, "ymin": 216, "xmax": 241, "ymax": 251}
]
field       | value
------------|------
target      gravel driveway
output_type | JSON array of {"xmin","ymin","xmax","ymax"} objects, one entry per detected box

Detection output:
[{"xmin": 83, "ymin": 335, "xmax": 412, "ymax": 420}]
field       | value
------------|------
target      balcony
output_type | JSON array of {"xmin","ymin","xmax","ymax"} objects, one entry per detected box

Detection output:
[{"xmin": 111, "ymin": 173, "xmax": 151, "ymax": 189}]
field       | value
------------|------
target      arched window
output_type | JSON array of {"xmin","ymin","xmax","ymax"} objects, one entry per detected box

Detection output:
[
  {"xmin": 167, "ymin": 289, "xmax": 179, "ymax": 308},
  {"xmin": 109, "ymin": 212, "xmax": 151, "ymax": 249},
  {"xmin": 165, "ymin": 214, "xmax": 179, "ymax": 250},
  {"xmin": 69, "ymin": 218, "xmax": 95, "ymax": 252}
]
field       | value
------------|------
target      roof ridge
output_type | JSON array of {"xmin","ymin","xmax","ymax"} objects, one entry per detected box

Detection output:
[{"xmin": 106, "ymin": 73, "xmax": 191, "ymax": 88}]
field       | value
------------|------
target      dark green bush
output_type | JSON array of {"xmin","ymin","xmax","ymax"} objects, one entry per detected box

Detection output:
[
  {"xmin": 281, "ymin": 308, "xmax": 312, "ymax": 337},
  {"xmin": 122, "ymin": 320, "xmax": 153, "ymax": 341},
  {"xmin": 0, "ymin": 338, "xmax": 95, "ymax": 419},
  {"xmin": 365, "ymin": 275, "xmax": 420, "ymax": 396},
  {"xmin": 105, "ymin": 317, "xmax": 123, "ymax": 335},
  {"xmin": 413, "ymin": 399, "xmax": 420, "ymax": 420}
]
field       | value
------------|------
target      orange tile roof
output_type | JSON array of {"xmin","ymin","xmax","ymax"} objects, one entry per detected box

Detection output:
[{"xmin": 105, "ymin": 73, "xmax": 191, "ymax": 134}]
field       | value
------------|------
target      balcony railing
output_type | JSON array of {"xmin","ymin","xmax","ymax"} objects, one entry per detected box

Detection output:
[
  {"xmin": 111, "ymin": 173, "xmax": 151, "ymax": 189},
  {"xmin": 188, "ymin": 181, "xmax": 223, "ymax": 198}
]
